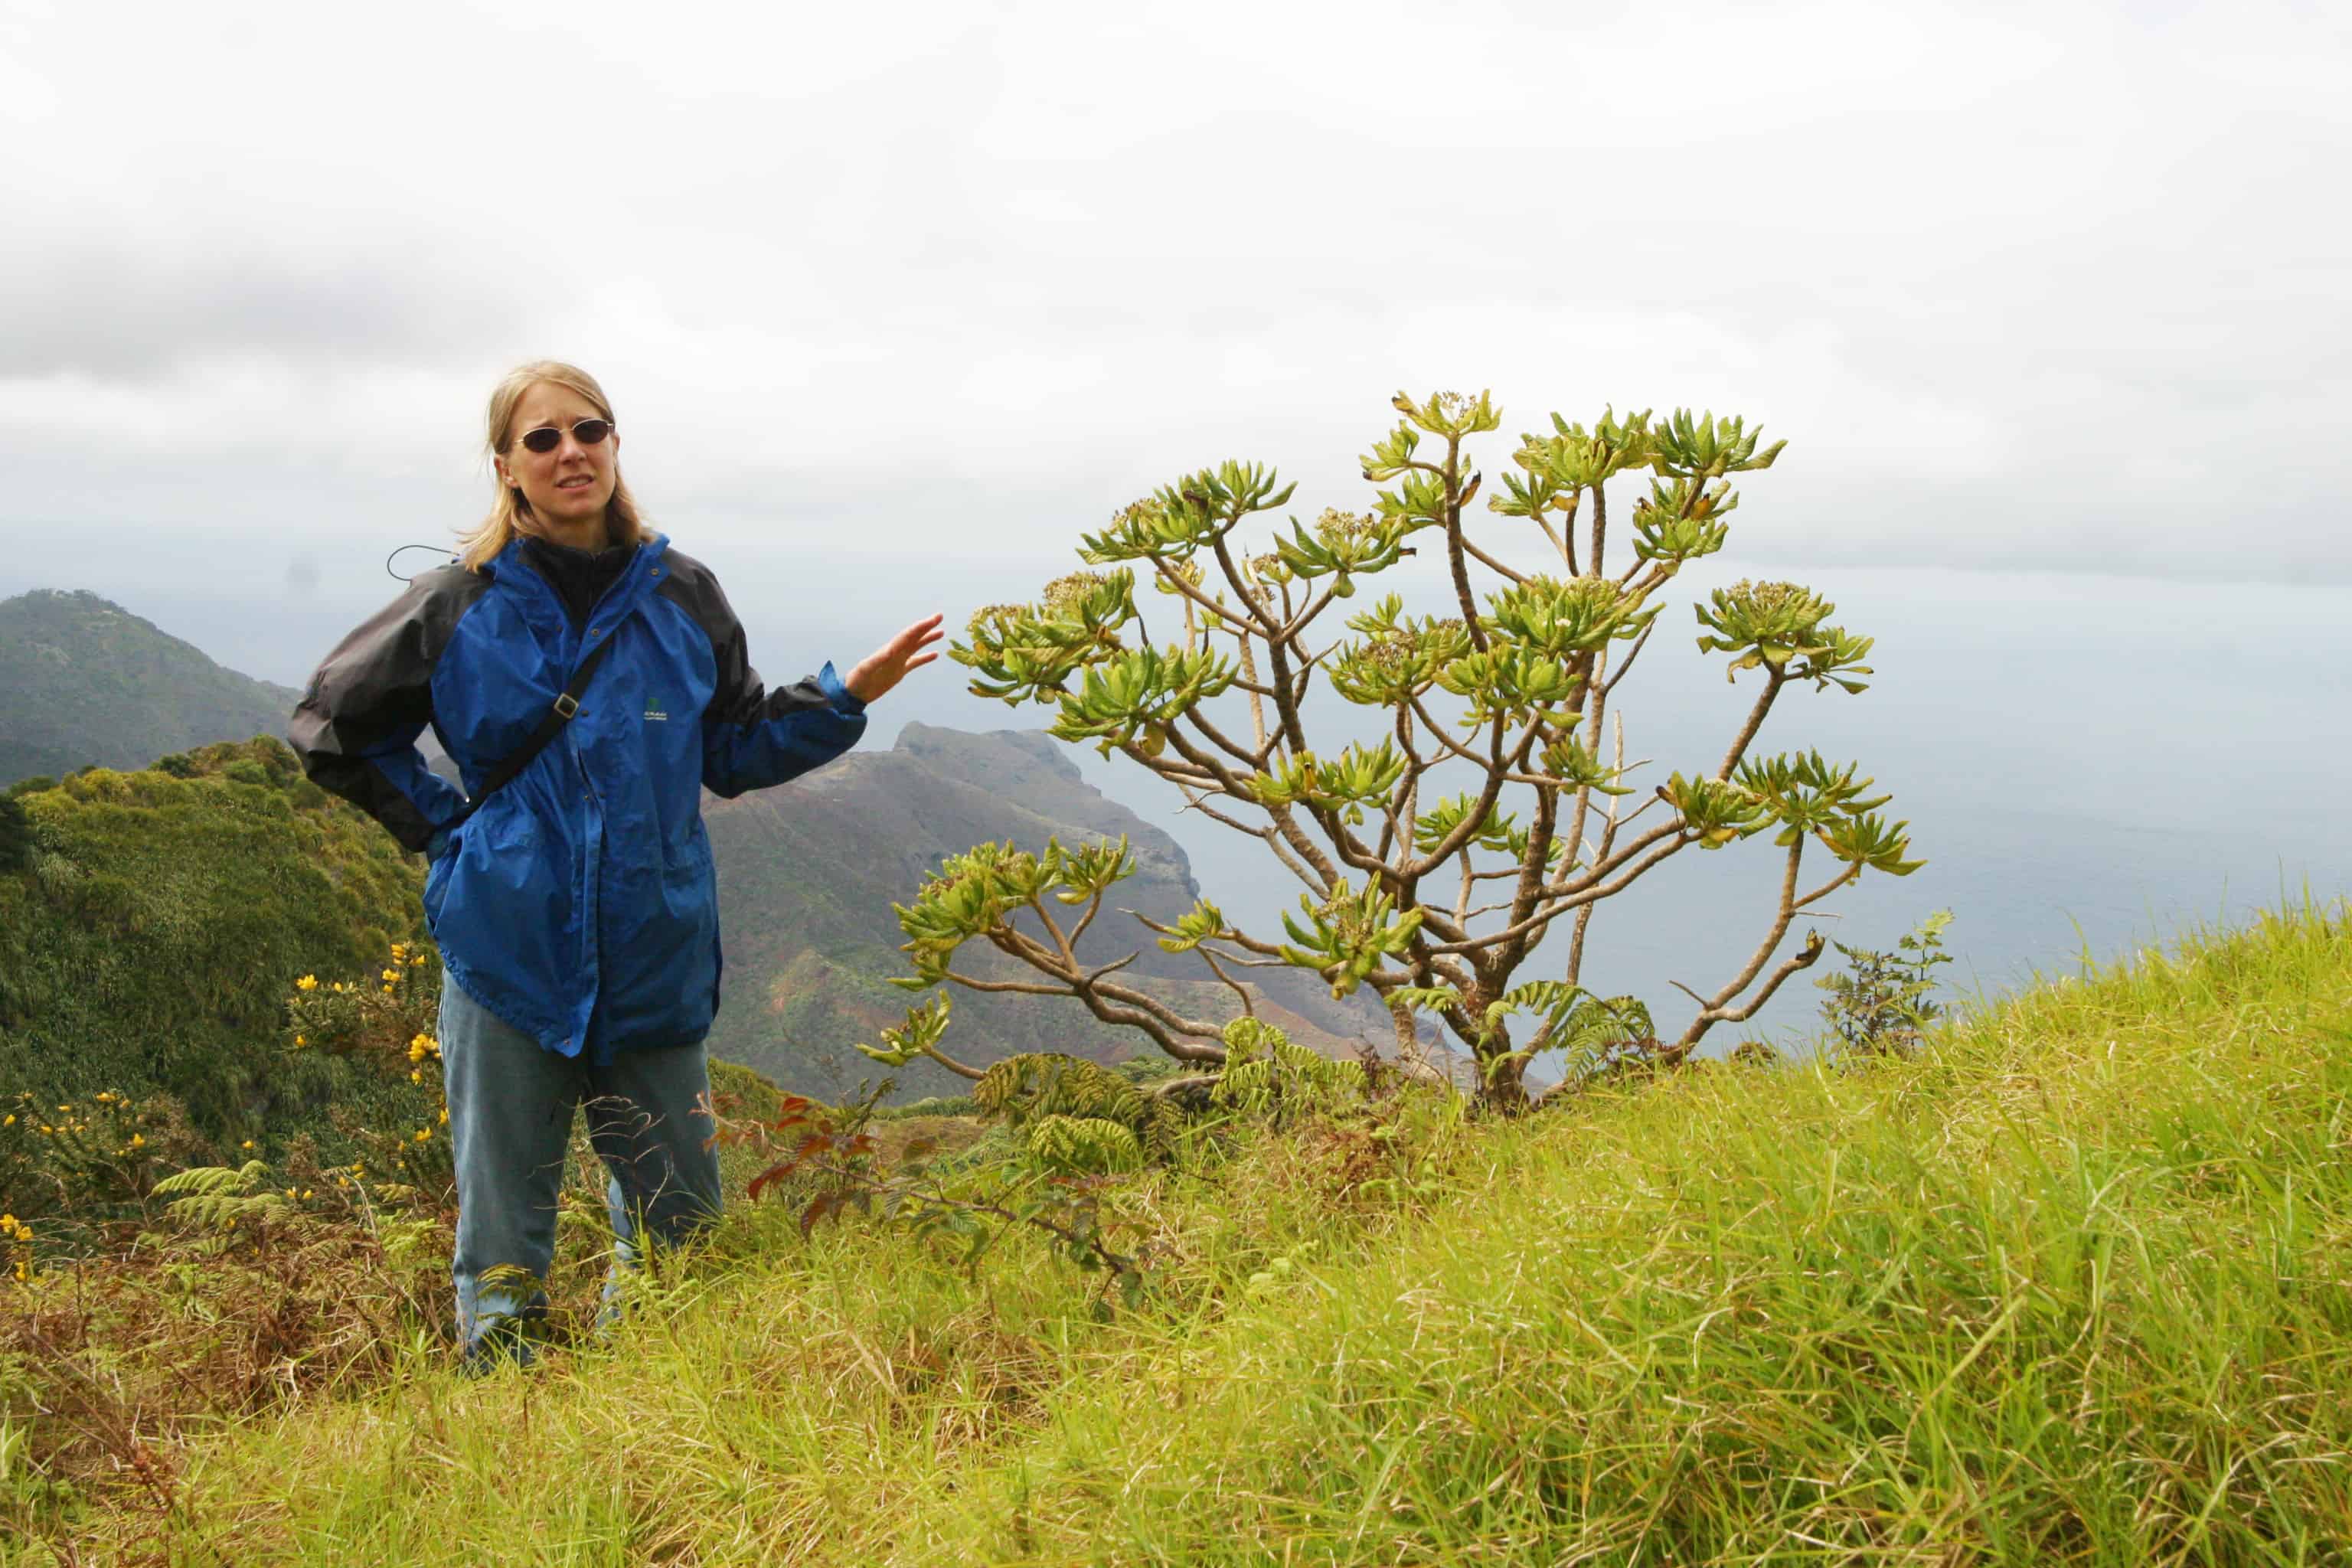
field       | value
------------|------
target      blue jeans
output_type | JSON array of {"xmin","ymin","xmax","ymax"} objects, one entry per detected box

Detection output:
[{"xmin": 436, "ymin": 972, "xmax": 722, "ymax": 1365}]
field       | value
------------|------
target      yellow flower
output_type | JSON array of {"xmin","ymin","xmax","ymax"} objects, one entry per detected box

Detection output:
[
  {"xmin": 414, "ymin": 1129, "xmax": 430, "ymax": 1142},
  {"xmin": 381, "ymin": 969, "xmax": 398, "ymax": 983},
  {"xmin": 296, "ymin": 974, "xmax": 318, "ymax": 991},
  {"xmin": 241, "ymin": 1139, "xmax": 255, "ymax": 1150},
  {"xmin": 39, "ymin": 1125, "xmax": 52, "ymax": 1135},
  {"xmin": 284, "ymin": 1187, "xmax": 297, "ymax": 1200},
  {"xmin": 410, "ymin": 955, "xmax": 426, "ymax": 966},
  {"xmin": 302, "ymin": 1189, "xmax": 313, "ymax": 1199},
  {"xmin": 390, "ymin": 943, "xmax": 407, "ymax": 959},
  {"xmin": 410, "ymin": 1070, "xmax": 422, "ymax": 1084},
  {"xmin": 130, "ymin": 1133, "xmax": 144, "ymax": 1148},
  {"xmin": 439, "ymin": 1108, "xmax": 449, "ymax": 1125},
  {"xmin": 2, "ymin": 1214, "xmax": 14, "ymax": 1227},
  {"xmin": 294, "ymin": 1035, "xmax": 306, "ymax": 1047},
  {"xmin": 2, "ymin": 1115, "xmax": 11, "ymax": 1126}
]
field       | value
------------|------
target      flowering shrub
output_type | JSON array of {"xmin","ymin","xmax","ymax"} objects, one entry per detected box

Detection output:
[
  {"xmin": 279, "ymin": 942, "xmax": 452, "ymax": 1214},
  {"xmin": 0, "ymin": 1086, "xmax": 203, "ymax": 1249}
]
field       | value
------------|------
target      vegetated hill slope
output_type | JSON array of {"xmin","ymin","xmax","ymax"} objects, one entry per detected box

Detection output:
[
  {"xmin": 0, "ymin": 740, "xmax": 429, "ymax": 1147},
  {"xmin": 104, "ymin": 901, "xmax": 2352, "ymax": 1564},
  {"xmin": 703, "ymin": 721, "xmax": 1392, "ymax": 1099},
  {"xmin": 0, "ymin": 589, "xmax": 302, "ymax": 786}
]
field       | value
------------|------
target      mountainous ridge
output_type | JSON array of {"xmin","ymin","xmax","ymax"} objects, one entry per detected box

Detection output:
[{"xmin": 0, "ymin": 588, "xmax": 301, "ymax": 786}]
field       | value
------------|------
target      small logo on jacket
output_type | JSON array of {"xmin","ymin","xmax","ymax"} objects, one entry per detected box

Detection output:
[{"xmin": 644, "ymin": 696, "xmax": 670, "ymax": 722}]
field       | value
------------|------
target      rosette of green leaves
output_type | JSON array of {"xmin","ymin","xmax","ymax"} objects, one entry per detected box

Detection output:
[
  {"xmin": 955, "ymin": 569, "xmax": 1139, "ymax": 707},
  {"xmin": 1630, "ymin": 475, "xmax": 1736, "ymax": 567},
  {"xmin": 855, "ymin": 993, "xmax": 956, "ymax": 1068},
  {"xmin": 1050, "ymin": 643, "xmax": 1236, "ymax": 757},
  {"xmin": 1734, "ymin": 752, "xmax": 1924, "ymax": 876},
  {"xmin": 1270, "ymin": 508, "xmax": 1419, "ymax": 600},
  {"xmin": 1539, "ymin": 734, "xmax": 1634, "ymax": 797},
  {"xmin": 1657, "ymin": 772, "xmax": 1770, "ymax": 849},
  {"xmin": 1410, "ymin": 793, "xmax": 1566, "ymax": 868},
  {"xmin": 1361, "ymin": 390, "xmax": 1501, "ymax": 531},
  {"xmin": 1489, "ymin": 406, "xmax": 1655, "ymax": 521},
  {"xmin": 893, "ymin": 841, "xmax": 1054, "ymax": 986},
  {"xmin": 1279, "ymin": 877, "xmax": 1426, "ymax": 998},
  {"xmin": 1155, "ymin": 897, "xmax": 1228, "ymax": 954},
  {"xmin": 1078, "ymin": 462, "xmax": 1298, "ymax": 566},
  {"xmin": 1434, "ymin": 645, "xmax": 1584, "ymax": 730},
  {"xmin": 1648, "ymin": 409, "xmax": 1785, "ymax": 481},
  {"xmin": 1246, "ymin": 740, "xmax": 1406, "ymax": 825},
  {"xmin": 1488, "ymin": 575, "xmax": 1659, "ymax": 661},
  {"xmin": 1048, "ymin": 836, "xmax": 1137, "ymax": 905},
  {"xmin": 1327, "ymin": 596, "xmax": 1472, "ymax": 707},
  {"xmin": 893, "ymin": 837, "xmax": 1132, "ymax": 986},
  {"xmin": 1693, "ymin": 580, "xmax": 1876, "ymax": 691}
]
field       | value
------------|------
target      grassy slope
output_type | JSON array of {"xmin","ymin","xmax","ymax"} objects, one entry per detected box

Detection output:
[
  {"xmin": 0, "ymin": 741, "xmax": 430, "ymax": 1148},
  {"xmin": 61, "ymin": 901, "xmax": 2352, "ymax": 1566}
]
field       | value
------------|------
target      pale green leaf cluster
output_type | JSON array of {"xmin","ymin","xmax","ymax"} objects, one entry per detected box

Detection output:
[
  {"xmin": 1154, "ymin": 897, "xmax": 1229, "ymax": 955},
  {"xmin": 1653, "ymin": 752, "xmax": 1923, "ymax": 874},
  {"xmin": 1246, "ymin": 740, "xmax": 1407, "ymax": 825},
  {"xmin": 958, "ymin": 570, "xmax": 1138, "ymax": 707},
  {"xmin": 1411, "ymin": 794, "xmax": 1566, "ymax": 869},
  {"xmin": 1694, "ymin": 580, "xmax": 1876, "ymax": 691},
  {"xmin": 854, "ymin": 993, "xmax": 956, "ymax": 1069},
  {"xmin": 893, "ymin": 838, "xmax": 1136, "ymax": 988},
  {"xmin": 1279, "ymin": 880, "xmax": 1427, "ymax": 999},
  {"xmin": 1076, "ymin": 462, "xmax": 1297, "ymax": 566},
  {"xmin": 1052, "ymin": 644, "xmax": 1236, "ymax": 758},
  {"xmin": 1326, "ymin": 596, "xmax": 1472, "ymax": 707}
]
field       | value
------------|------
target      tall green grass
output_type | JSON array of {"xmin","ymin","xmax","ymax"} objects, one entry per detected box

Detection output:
[{"xmin": 42, "ymin": 900, "xmax": 2352, "ymax": 1566}]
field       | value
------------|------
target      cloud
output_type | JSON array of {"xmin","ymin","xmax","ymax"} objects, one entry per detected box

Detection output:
[{"xmin": 1, "ymin": 0, "xmax": 2345, "ymax": 590}]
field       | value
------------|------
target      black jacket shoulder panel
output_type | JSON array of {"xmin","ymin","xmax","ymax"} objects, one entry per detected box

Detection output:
[
  {"xmin": 653, "ymin": 550, "xmax": 834, "ymax": 728},
  {"xmin": 287, "ymin": 564, "xmax": 494, "ymax": 851}
]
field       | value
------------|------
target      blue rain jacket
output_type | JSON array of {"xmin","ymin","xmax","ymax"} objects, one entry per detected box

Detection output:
[{"xmin": 288, "ymin": 531, "xmax": 867, "ymax": 1060}]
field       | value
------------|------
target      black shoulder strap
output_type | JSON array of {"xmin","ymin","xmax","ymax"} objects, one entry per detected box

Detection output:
[{"xmin": 442, "ymin": 634, "xmax": 620, "ymax": 831}]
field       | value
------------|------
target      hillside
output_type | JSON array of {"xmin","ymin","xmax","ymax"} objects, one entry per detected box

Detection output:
[
  {"xmin": 37, "ymin": 899, "xmax": 2350, "ymax": 1563},
  {"xmin": 0, "ymin": 739, "xmax": 428, "ymax": 1148},
  {"xmin": 0, "ymin": 589, "xmax": 302, "ymax": 787},
  {"xmin": 703, "ymin": 721, "xmax": 1393, "ymax": 1099}
]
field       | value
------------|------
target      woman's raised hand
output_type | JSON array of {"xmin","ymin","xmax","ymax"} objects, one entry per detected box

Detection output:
[{"xmin": 845, "ymin": 613, "xmax": 947, "ymax": 706}]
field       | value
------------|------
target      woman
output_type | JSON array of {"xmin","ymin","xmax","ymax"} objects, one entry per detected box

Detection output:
[{"xmin": 289, "ymin": 361, "xmax": 942, "ymax": 1368}]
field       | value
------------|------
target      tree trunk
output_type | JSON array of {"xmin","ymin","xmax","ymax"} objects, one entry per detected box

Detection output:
[{"xmin": 1475, "ymin": 1047, "xmax": 1530, "ymax": 1112}]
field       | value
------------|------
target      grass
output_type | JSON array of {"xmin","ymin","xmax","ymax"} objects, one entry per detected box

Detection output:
[{"xmin": 22, "ymin": 897, "xmax": 2352, "ymax": 1566}]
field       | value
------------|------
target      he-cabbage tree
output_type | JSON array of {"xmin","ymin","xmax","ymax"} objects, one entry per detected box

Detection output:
[{"xmin": 880, "ymin": 392, "xmax": 1920, "ymax": 1107}]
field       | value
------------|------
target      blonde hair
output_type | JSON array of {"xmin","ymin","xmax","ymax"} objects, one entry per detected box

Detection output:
[{"xmin": 459, "ymin": 360, "xmax": 649, "ymax": 572}]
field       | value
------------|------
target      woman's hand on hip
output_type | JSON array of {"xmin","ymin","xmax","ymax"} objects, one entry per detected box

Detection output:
[{"xmin": 846, "ymin": 613, "xmax": 946, "ymax": 706}]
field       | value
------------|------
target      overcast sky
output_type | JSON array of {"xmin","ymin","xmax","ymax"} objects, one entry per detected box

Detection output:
[{"xmin": 3, "ymin": 0, "xmax": 2347, "ymax": 669}]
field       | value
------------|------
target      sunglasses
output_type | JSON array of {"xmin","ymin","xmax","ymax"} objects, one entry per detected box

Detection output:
[{"xmin": 515, "ymin": 418, "xmax": 615, "ymax": 454}]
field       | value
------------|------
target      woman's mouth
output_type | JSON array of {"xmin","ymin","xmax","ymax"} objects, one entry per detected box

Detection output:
[{"xmin": 557, "ymin": 476, "xmax": 593, "ymax": 490}]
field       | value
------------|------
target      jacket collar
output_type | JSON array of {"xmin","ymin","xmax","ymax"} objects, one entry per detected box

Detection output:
[{"xmin": 490, "ymin": 530, "xmax": 671, "ymax": 621}]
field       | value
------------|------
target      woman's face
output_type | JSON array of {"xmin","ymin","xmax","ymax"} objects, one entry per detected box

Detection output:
[{"xmin": 495, "ymin": 381, "xmax": 621, "ymax": 535}]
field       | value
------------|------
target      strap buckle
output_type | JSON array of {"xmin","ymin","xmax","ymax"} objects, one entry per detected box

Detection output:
[{"xmin": 554, "ymin": 694, "xmax": 580, "ymax": 720}]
